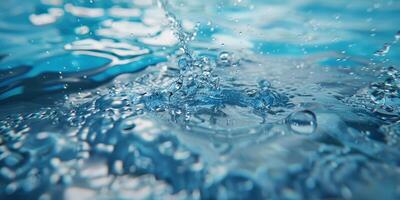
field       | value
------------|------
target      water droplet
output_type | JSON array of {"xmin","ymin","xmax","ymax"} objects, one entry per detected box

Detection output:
[
  {"xmin": 395, "ymin": 30, "xmax": 400, "ymax": 41},
  {"xmin": 374, "ymin": 43, "xmax": 391, "ymax": 56},
  {"xmin": 218, "ymin": 51, "xmax": 232, "ymax": 66},
  {"xmin": 287, "ymin": 110, "xmax": 317, "ymax": 134},
  {"xmin": 178, "ymin": 56, "xmax": 190, "ymax": 70},
  {"xmin": 370, "ymin": 90, "xmax": 386, "ymax": 104},
  {"xmin": 258, "ymin": 80, "xmax": 271, "ymax": 89}
]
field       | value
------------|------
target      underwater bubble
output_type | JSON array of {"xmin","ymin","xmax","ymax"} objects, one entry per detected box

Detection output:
[{"xmin": 287, "ymin": 110, "xmax": 317, "ymax": 135}]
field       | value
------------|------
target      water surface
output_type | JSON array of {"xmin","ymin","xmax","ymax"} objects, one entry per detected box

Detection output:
[{"xmin": 1, "ymin": 0, "xmax": 400, "ymax": 199}]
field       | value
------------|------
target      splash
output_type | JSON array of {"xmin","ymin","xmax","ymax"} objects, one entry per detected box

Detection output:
[{"xmin": 137, "ymin": 0, "xmax": 292, "ymax": 132}]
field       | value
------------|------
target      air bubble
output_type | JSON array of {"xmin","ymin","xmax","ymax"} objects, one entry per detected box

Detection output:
[
  {"xmin": 218, "ymin": 51, "xmax": 233, "ymax": 66},
  {"xmin": 287, "ymin": 110, "xmax": 317, "ymax": 135}
]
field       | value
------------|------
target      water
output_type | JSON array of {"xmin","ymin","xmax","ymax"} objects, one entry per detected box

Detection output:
[{"xmin": 1, "ymin": 0, "xmax": 400, "ymax": 199}]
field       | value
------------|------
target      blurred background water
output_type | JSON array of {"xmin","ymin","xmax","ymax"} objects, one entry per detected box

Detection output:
[{"xmin": 1, "ymin": 0, "xmax": 400, "ymax": 199}]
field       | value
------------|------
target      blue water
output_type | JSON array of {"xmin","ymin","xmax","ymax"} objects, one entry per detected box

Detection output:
[{"xmin": 1, "ymin": 0, "xmax": 400, "ymax": 199}]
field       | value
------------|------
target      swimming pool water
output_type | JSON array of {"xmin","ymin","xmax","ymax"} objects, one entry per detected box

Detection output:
[{"xmin": 1, "ymin": 0, "xmax": 400, "ymax": 199}]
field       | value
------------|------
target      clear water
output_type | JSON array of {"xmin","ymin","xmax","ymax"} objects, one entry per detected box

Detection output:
[{"xmin": 1, "ymin": 0, "xmax": 400, "ymax": 199}]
